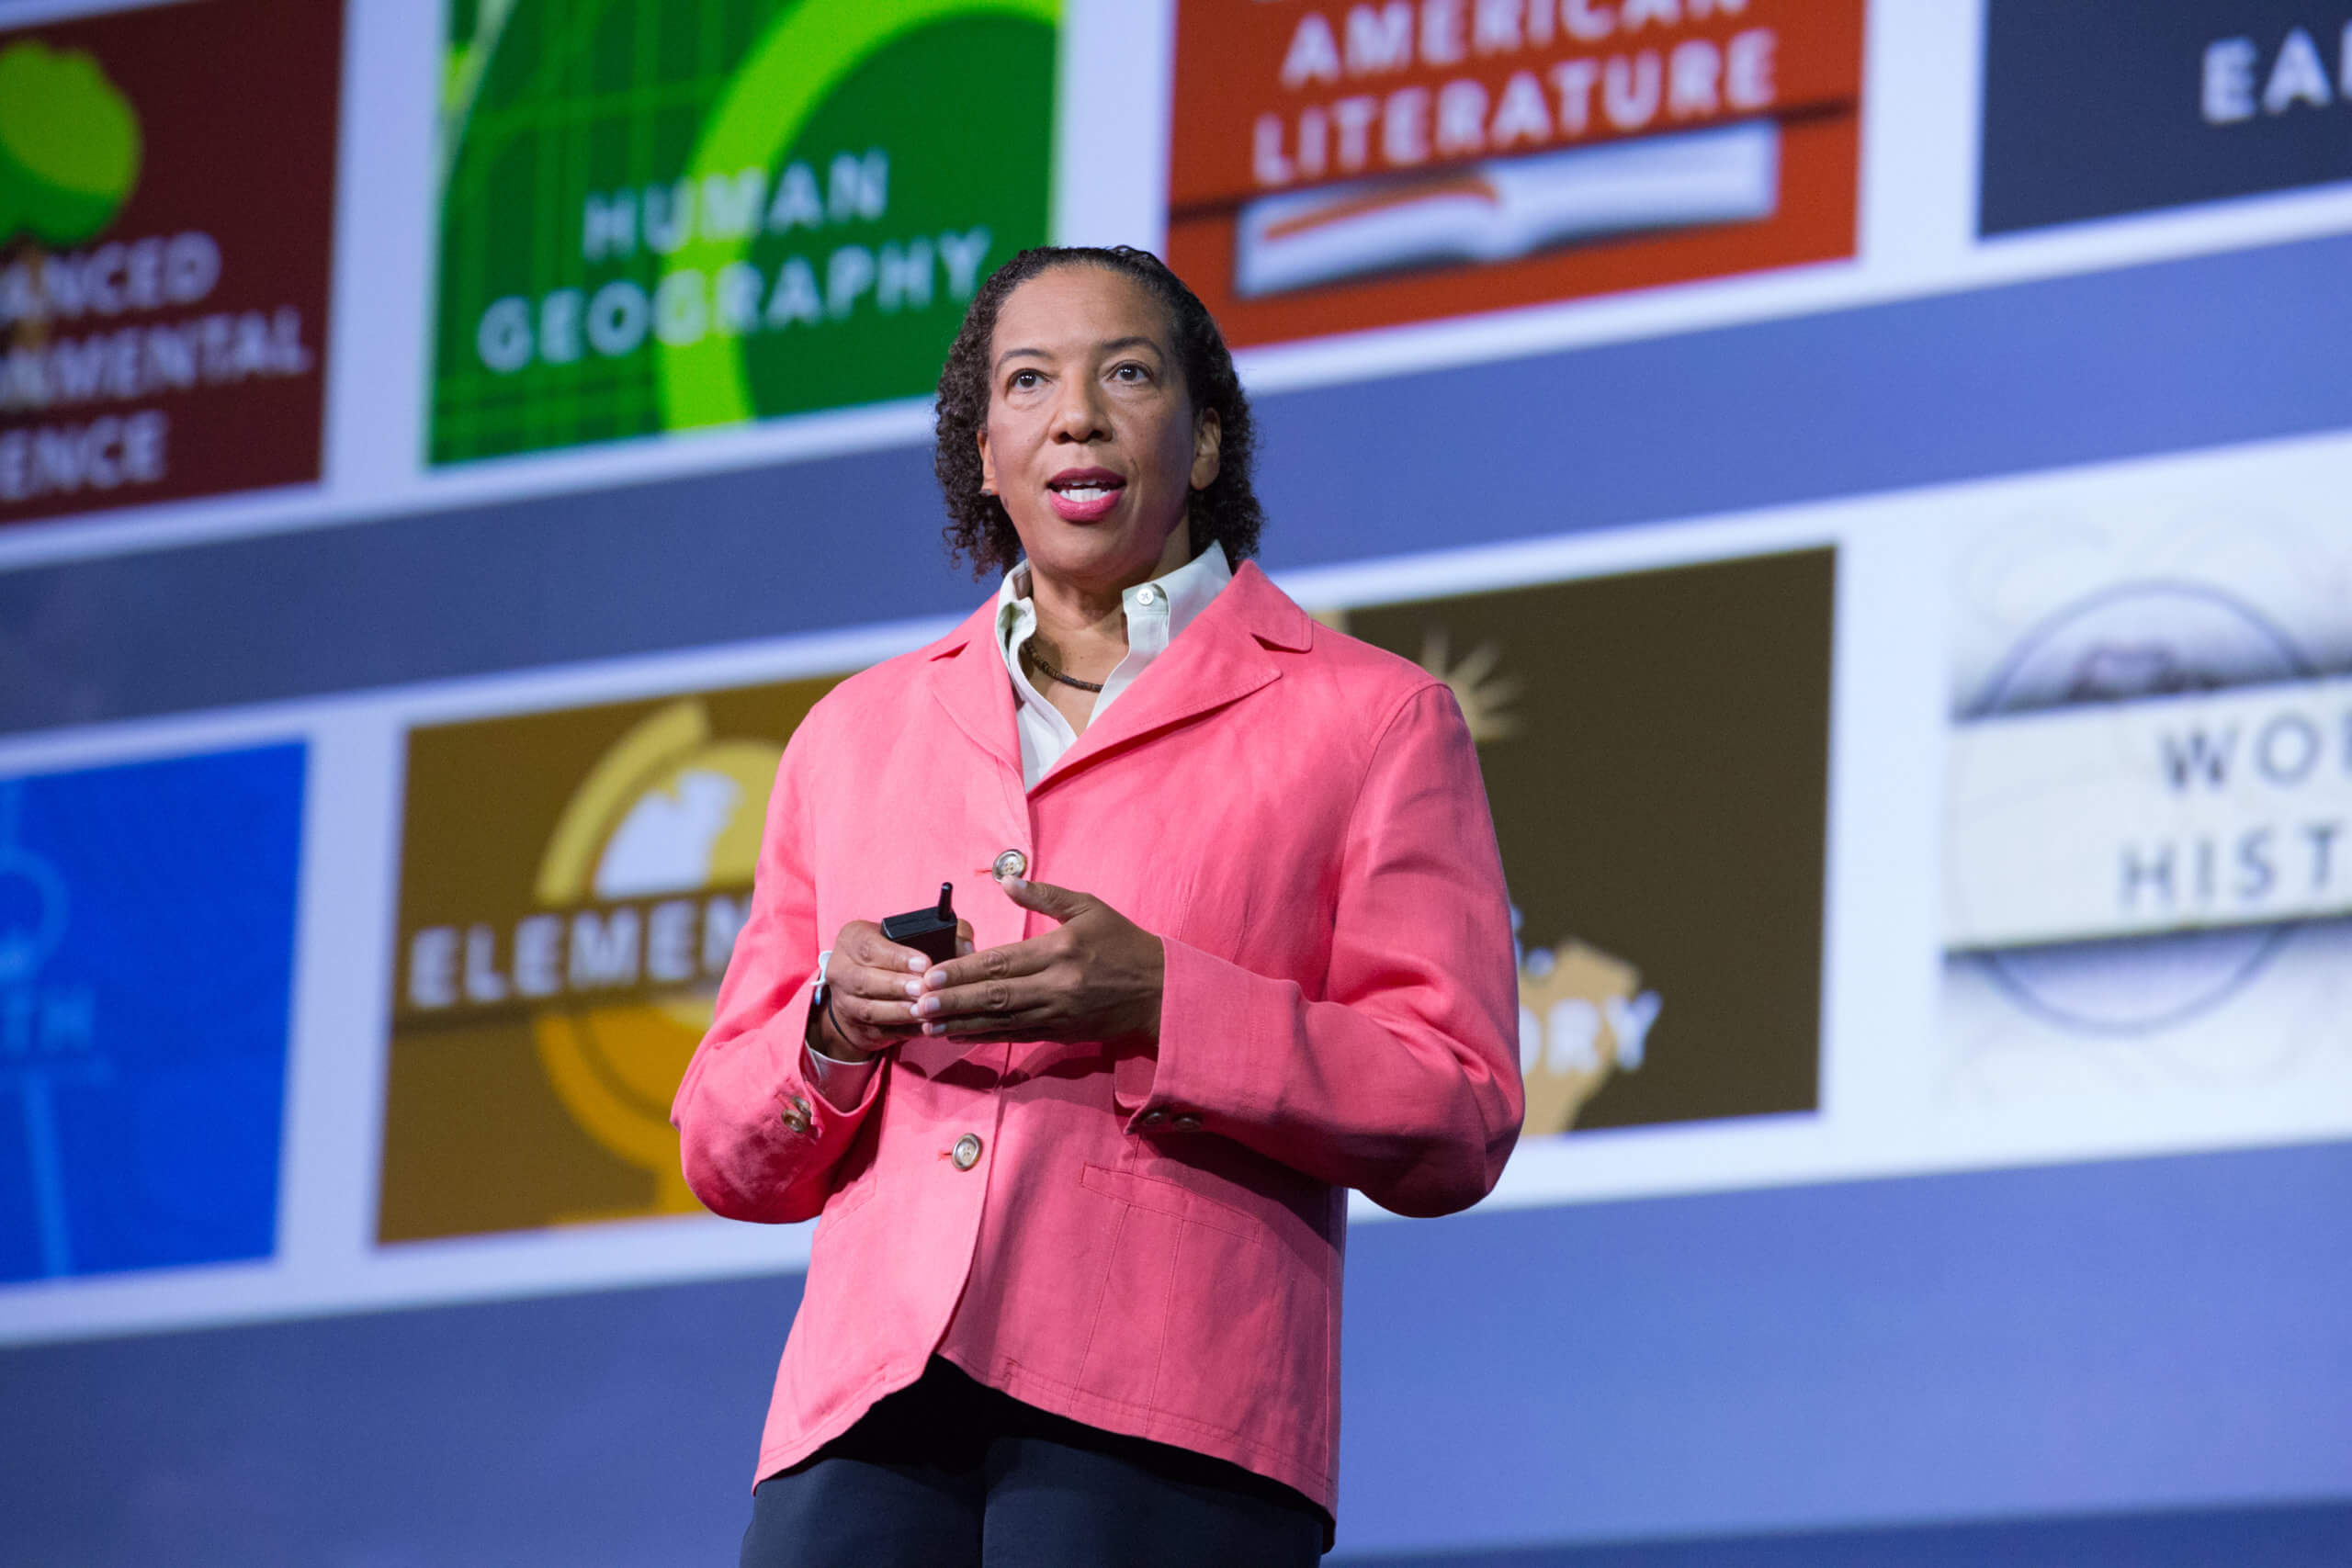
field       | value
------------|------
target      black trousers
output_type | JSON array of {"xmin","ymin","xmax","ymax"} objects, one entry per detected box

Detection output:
[{"xmin": 739, "ymin": 1359, "xmax": 1327, "ymax": 1566}]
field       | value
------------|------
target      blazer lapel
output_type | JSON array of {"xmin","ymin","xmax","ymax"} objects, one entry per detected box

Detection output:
[
  {"xmin": 925, "ymin": 600, "xmax": 1023, "ymax": 779},
  {"xmin": 1032, "ymin": 562, "xmax": 1314, "ymax": 799}
]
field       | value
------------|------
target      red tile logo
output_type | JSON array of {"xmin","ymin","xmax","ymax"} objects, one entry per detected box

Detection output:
[{"xmin": 1168, "ymin": 0, "xmax": 1863, "ymax": 348}]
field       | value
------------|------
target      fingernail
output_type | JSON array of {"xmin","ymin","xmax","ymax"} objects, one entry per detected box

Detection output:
[
  {"xmin": 924, "ymin": 970, "xmax": 947, "ymax": 990},
  {"xmin": 917, "ymin": 996, "xmax": 938, "ymax": 1016},
  {"xmin": 904, "ymin": 979, "xmax": 922, "ymax": 998},
  {"xmin": 1006, "ymin": 877, "xmax": 1028, "ymax": 894},
  {"xmin": 922, "ymin": 1021, "xmax": 944, "ymax": 1036},
  {"xmin": 907, "ymin": 956, "xmax": 927, "ymax": 973}
]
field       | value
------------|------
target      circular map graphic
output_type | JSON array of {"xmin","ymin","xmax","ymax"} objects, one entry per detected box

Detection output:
[{"xmin": 1964, "ymin": 581, "xmax": 2312, "ymax": 1034}]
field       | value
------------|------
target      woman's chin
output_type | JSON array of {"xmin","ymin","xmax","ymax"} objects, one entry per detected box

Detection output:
[{"xmin": 1021, "ymin": 517, "xmax": 1159, "ymax": 581}]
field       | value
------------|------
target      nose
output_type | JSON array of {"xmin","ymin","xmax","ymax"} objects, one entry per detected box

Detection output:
[{"xmin": 1047, "ymin": 375, "xmax": 1111, "ymax": 446}]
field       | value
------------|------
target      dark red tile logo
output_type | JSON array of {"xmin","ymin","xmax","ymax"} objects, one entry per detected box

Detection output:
[{"xmin": 0, "ymin": 0, "xmax": 342, "ymax": 525}]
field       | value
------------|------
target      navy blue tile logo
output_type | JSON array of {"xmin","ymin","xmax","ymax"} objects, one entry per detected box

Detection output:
[
  {"xmin": 0, "ymin": 743, "xmax": 304, "ymax": 1281},
  {"xmin": 1981, "ymin": 3, "xmax": 2352, "ymax": 235}
]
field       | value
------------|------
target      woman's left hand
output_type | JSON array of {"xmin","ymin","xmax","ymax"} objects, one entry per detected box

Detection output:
[{"xmin": 913, "ymin": 877, "xmax": 1164, "ymax": 1046}]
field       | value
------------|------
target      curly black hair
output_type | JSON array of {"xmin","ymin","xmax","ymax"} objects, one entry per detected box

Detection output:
[{"xmin": 933, "ymin": 245, "xmax": 1264, "ymax": 579}]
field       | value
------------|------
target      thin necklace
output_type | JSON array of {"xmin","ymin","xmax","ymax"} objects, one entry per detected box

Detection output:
[{"xmin": 1026, "ymin": 648, "xmax": 1105, "ymax": 694}]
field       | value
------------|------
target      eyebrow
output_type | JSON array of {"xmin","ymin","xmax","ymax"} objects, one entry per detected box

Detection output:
[{"xmin": 994, "ymin": 335, "xmax": 1167, "ymax": 372}]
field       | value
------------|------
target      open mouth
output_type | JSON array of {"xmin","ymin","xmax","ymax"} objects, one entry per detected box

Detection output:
[{"xmin": 1047, "ymin": 468, "xmax": 1127, "ymax": 522}]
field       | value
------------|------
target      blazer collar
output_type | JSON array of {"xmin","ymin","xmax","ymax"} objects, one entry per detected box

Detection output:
[{"xmin": 923, "ymin": 560, "xmax": 1314, "ymax": 795}]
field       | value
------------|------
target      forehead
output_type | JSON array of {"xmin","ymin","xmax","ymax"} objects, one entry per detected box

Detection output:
[{"xmin": 990, "ymin": 265, "xmax": 1173, "ymax": 357}]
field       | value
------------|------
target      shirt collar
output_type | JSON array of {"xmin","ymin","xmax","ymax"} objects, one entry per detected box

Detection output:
[{"xmin": 995, "ymin": 540, "xmax": 1233, "ymax": 660}]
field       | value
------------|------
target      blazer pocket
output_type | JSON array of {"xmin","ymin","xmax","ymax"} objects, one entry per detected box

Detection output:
[
  {"xmin": 1080, "ymin": 1163, "xmax": 1260, "ymax": 1245},
  {"xmin": 1072, "ymin": 1162, "xmax": 1312, "ymax": 1441},
  {"xmin": 815, "ymin": 1165, "xmax": 879, "ymax": 1238}
]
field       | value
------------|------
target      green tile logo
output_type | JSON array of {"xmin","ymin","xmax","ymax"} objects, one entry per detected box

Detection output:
[{"xmin": 431, "ymin": 0, "xmax": 1058, "ymax": 465}]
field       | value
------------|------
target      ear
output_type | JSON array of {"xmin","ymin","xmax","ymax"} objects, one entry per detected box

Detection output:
[
  {"xmin": 977, "ymin": 423, "xmax": 999, "ymax": 498},
  {"xmin": 1190, "ymin": 406, "xmax": 1222, "ymax": 491}
]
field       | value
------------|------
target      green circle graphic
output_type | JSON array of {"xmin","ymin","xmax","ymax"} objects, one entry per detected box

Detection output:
[
  {"xmin": 0, "ymin": 39, "xmax": 141, "ymax": 248},
  {"xmin": 661, "ymin": 0, "xmax": 1056, "ymax": 430},
  {"xmin": 429, "ymin": 0, "xmax": 1057, "ymax": 466}
]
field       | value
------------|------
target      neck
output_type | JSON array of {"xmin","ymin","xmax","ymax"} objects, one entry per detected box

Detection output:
[{"xmin": 1026, "ymin": 521, "xmax": 1194, "ymax": 669}]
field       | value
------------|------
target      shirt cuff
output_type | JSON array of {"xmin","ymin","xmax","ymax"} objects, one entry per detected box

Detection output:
[{"xmin": 802, "ymin": 1037, "xmax": 879, "ymax": 1111}]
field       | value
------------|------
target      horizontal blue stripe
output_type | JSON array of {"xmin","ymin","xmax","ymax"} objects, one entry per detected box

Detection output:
[
  {"xmin": 5, "ymin": 231, "xmax": 2352, "ymax": 732},
  {"xmin": 1337, "ymin": 1140, "xmax": 2352, "ymax": 1552},
  {"xmin": 1253, "ymin": 231, "xmax": 2352, "ymax": 565},
  {"xmin": 1340, "ymin": 1500, "xmax": 2352, "ymax": 1568},
  {"xmin": 3, "ymin": 1138, "xmax": 2347, "ymax": 1565}
]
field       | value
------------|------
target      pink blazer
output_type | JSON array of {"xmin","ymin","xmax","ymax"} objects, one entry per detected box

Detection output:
[{"xmin": 672, "ymin": 561, "xmax": 1523, "ymax": 1517}]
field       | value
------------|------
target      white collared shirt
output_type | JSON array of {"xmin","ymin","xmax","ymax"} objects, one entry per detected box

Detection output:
[{"xmin": 995, "ymin": 541, "xmax": 1234, "ymax": 789}]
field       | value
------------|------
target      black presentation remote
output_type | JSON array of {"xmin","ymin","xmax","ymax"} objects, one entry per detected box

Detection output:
[{"xmin": 880, "ymin": 883, "xmax": 959, "ymax": 964}]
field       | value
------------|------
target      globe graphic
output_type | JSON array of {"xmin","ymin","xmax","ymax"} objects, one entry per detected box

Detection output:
[
  {"xmin": 0, "ymin": 778, "xmax": 70, "ymax": 990},
  {"xmin": 0, "ymin": 848, "xmax": 67, "ymax": 990},
  {"xmin": 529, "ymin": 700, "xmax": 780, "ymax": 1222},
  {"xmin": 1962, "ymin": 583, "xmax": 2310, "ymax": 1033}
]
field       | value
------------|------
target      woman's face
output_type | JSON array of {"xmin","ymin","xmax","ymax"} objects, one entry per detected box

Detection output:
[{"xmin": 977, "ymin": 265, "xmax": 1221, "ymax": 592}]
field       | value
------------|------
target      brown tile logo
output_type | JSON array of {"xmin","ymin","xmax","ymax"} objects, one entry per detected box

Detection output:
[
  {"xmin": 379, "ymin": 678, "xmax": 841, "ymax": 1243},
  {"xmin": 1339, "ymin": 547, "xmax": 1835, "ymax": 1135}
]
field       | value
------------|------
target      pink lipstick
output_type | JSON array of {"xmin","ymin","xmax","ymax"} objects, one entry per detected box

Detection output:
[{"xmin": 1046, "ymin": 467, "xmax": 1126, "ymax": 524}]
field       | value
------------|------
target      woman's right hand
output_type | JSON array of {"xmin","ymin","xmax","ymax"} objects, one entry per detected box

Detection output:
[{"xmin": 812, "ymin": 919, "xmax": 977, "ymax": 1062}]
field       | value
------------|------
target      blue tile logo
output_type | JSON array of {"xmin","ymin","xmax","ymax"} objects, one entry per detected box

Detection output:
[{"xmin": 0, "ymin": 743, "xmax": 304, "ymax": 1281}]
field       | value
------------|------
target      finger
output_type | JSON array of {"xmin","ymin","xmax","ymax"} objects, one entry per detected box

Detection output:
[
  {"xmin": 835, "ymin": 962, "xmax": 930, "ymax": 1004},
  {"xmin": 845, "ymin": 923, "xmax": 932, "ymax": 976},
  {"xmin": 956, "ymin": 919, "xmax": 976, "ymax": 958},
  {"xmin": 924, "ymin": 1018, "xmax": 1057, "ymax": 1043},
  {"xmin": 922, "ymin": 1004, "xmax": 1050, "ymax": 1037},
  {"xmin": 915, "ymin": 972, "xmax": 1046, "ymax": 1021},
  {"xmin": 920, "ymin": 937, "xmax": 1056, "ymax": 994},
  {"xmin": 999, "ymin": 876, "xmax": 1089, "ymax": 923},
  {"xmin": 832, "ymin": 989, "xmax": 921, "ymax": 1032}
]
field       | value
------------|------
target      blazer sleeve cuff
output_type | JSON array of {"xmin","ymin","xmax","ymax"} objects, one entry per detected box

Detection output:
[
  {"xmin": 781, "ymin": 1012, "xmax": 887, "ymax": 1134},
  {"xmin": 1116, "ymin": 934, "xmax": 1267, "ymax": 1134},
  {"xmin": 676, "ymin": 978, "xmax": 886, "ymax": 1220}
]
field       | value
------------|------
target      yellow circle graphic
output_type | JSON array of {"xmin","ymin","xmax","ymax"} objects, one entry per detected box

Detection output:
[{"xmin": 530, "ymin": 699, "xmax": 779, "ymax": 1223}]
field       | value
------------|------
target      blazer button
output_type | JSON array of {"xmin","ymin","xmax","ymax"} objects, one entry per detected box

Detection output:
[
  {"xmin": 992, "ymin": 849, "xmax": 1028, "ymax": 880},
  {"xmin": 951, "ymin": 1133, "xmax": 984, "ymax": 1170},
  {"xmin": 1139, "ymin": 1110, "xmax": 1167, "ymax": 1127},
  {"xmin": 780, "ymin": 1096, "xmax": 812, "ymax": 1134},
  {"xmin": 1172, "ymin": 1113, "xmax": 1203, "ymax": 1132}
]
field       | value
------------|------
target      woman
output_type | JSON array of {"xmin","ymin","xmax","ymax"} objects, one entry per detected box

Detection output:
[{"xmin": 673, "ymin": 246, "xmax": 1522, "ymax": 1565}]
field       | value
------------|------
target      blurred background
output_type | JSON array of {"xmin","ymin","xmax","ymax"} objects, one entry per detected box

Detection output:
[{"xmin": 3, "ymin": 1, "xmax": 2350, "ymax": 1562}]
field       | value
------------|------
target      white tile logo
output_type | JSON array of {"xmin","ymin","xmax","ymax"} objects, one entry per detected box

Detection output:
[{"xmin": 1945, "ymin": 582, "xmax": 2341, "ymax": 1032}]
